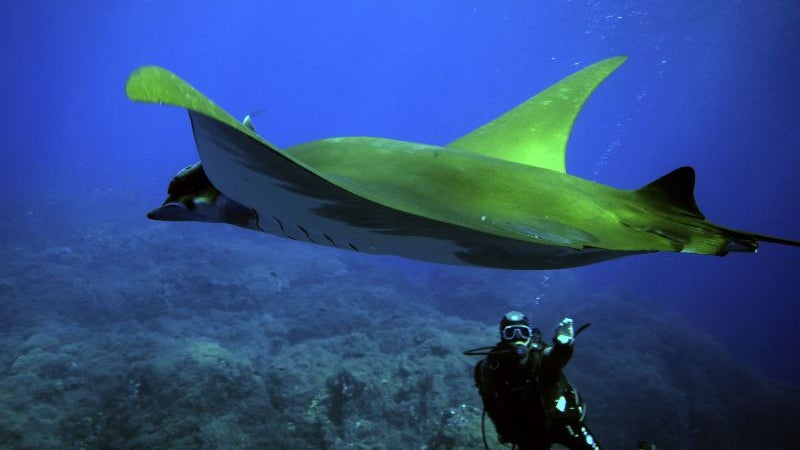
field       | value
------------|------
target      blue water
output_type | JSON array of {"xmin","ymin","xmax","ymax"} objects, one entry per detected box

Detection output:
[{"xmin": 2, "ymin": 1, "xmax": 799, "ymax": 448}]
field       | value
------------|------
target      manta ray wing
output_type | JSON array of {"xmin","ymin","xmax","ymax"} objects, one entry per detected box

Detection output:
[
  {"xmin": 448, "ymin": 56, "xmax": 627, "ymax": 173},
  {"xmin": 188, "ymin": 110, "xmax": 638, "ymax": 269}
]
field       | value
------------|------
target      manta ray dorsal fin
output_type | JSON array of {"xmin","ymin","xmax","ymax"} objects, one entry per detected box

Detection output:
[
  {"xmin": 125, "ymin": 66, "xmax": 279, "ymax": 150},
  {"xmin": 636, "ymin": 166, "xmax": 705, "ymax": 219},
  {"xmin": 447, "ymin": 56, "xmax": 627, "ymax": 173}
]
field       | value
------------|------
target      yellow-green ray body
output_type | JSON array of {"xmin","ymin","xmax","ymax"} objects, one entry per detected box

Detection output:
[{"xmin": 128, "ymin": 57, "xmax": 800, "ymax": 269}]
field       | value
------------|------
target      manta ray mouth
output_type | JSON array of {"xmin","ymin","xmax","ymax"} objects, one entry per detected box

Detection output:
[
  {"xmin": 147, "ymin": 202, "xmax": 212, "ymax": 223},
  {"xmin": 149, "ymin": 196, "xmax": 260, "ymax": 230}
]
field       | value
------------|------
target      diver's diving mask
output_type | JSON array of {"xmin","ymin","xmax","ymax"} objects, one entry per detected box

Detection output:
[{"xmin": 501, "ymin": 324, "xmax": 533, "ymax": 341}]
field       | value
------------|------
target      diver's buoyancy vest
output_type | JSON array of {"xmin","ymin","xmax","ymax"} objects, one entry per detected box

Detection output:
[{"xmin": 475, "ymin": 342, "xmax": 585, "ymax": 426}]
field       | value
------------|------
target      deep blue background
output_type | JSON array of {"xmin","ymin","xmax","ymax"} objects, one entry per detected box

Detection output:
[{"xmin": 3, "ymin": 1, "xmax": 799, "ymax": 379}]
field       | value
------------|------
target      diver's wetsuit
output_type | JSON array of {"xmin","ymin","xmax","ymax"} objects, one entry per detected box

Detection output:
[{"xmin": 474, "ymin": 337, "xmax": 600, "ymax": 450}]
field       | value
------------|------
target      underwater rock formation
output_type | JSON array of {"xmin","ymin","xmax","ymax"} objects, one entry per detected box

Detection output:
[{"xmin": 0, "ymin": 218, "xmax": 798, "ymax": 449}]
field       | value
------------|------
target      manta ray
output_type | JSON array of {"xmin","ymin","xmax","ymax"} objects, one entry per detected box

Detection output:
[{"xmin": 127, "ymin": 56, "xmax": 799, "ymax": 269}]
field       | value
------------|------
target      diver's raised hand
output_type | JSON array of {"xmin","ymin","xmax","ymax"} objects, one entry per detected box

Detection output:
[{"xmin": 555, "ymin": 317, "xmax": 574, "ymax": 345}]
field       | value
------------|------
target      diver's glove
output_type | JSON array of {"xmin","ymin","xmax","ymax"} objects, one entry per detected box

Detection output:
[{"xmin": 554, "ymin": 317, "xmax": 575, "ymax": 345}]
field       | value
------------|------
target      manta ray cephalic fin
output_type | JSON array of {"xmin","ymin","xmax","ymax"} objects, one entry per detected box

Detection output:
[{"xmin": 447, "ymin": 56, "xmax": 627, "ymax": 174}]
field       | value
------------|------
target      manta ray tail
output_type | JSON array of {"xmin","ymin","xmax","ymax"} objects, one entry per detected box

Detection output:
[
  {"xmin": 720, "ymin": 229, "xmax": 800, "ymax": 254},
  {"xmin": 636, "ymin": 167, "xmax": 800, "ymax": 254}
]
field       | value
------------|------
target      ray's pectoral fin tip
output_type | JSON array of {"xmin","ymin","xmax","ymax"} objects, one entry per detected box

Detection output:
[{"xmin": 127, "ymin": 56, "xmax": 800, "ymax": 270}]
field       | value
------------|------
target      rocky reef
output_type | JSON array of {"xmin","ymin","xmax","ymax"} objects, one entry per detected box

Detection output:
[{"xmin": 1, "ymin": 214, "xmax": 798, "ymax": 449}]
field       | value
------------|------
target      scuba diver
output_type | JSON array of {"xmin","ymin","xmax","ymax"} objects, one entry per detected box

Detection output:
[{"xmin": 470, "ymin": 311, "xmax": 599, "ymax": 450}]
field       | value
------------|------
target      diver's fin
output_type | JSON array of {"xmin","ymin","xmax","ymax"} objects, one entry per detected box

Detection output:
[
  {"xmin": 635, "ymin": 166, "xmax": 704, "ymax": 219},
  {"xmin": 447, "ymin": 56, "xmax": 627, "ymax": 173}
]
